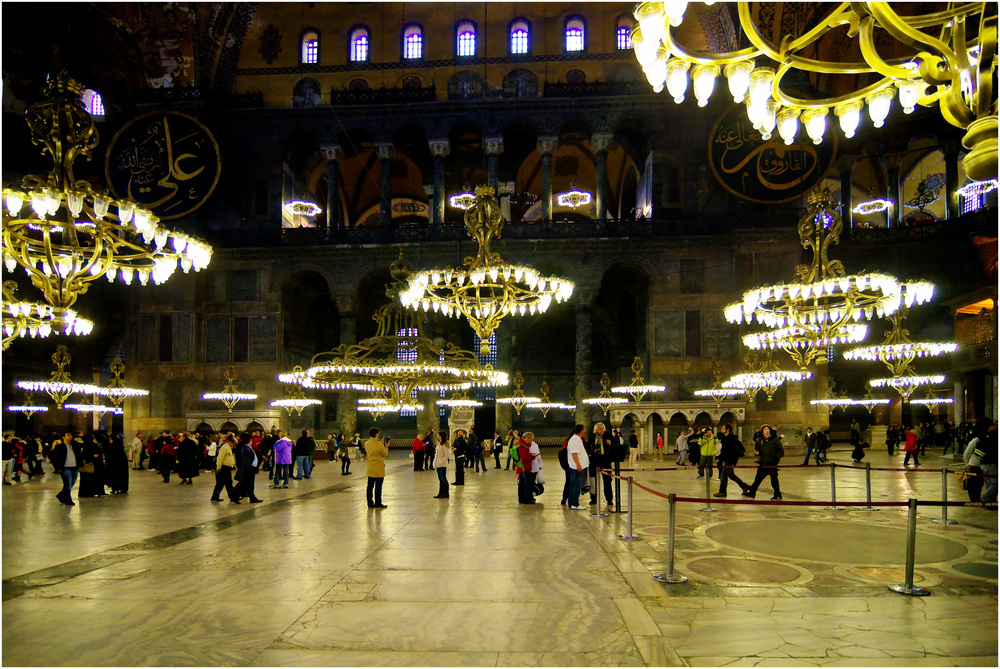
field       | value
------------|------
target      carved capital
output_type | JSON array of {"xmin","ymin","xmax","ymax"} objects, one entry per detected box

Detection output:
[
  {"xmin": 321, "ymin": 145, "xmax": 344, "ymax": 163},
  {"xmin": 376, "ymin": 143, "xmax": 396, "ymax": 160},
  {"xmin": 484, "ymin": 136, "xmax": 504, "ymax": 156},
  {"xmin": 537, "ymin": 136, "xmax": 559, "ymax": 155},
  {"xmin": 834, "ymin": 154, "xmax": 858, "ymax": 173},
  {"xmin": 881, "ymin": 151, "xmax": 906, "ymax": 170},
  {"xmin": 428, "ymin": 140, "xmax": 450, "ymax": 158},
  {"xmin": 591, "ymin": 132, "xmax": 613, "ymax": 152}
]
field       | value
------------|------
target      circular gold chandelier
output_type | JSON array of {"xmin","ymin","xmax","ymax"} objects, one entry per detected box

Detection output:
[
  {"xmin": 2, "ymin": 74, "xmax": 212, "ymax": 315},
  {"xmin": 65, "ymin": 401, "xmax": 123, "ymax": 417},
  {"xmin": 611, "ymin": 356, "xmax": 666, "ymax": 402},
  {"xmin": 693, "ymin": 362, "xmax": 740, "ymax": 407},
  {"xmin": 496, "ymin": 371, "xmax": 541, "ymax": 416},
  {"xmin": 3, "ymin": 281, "xmax": 93, "ymax": 350},
  {"xmin": 270, "ymin": 367, "xmax": 323, "ymax": 416},
  {"xmin": 400, "ymin": 186, "xmax": 573, "ymax": 355},
  {"xmin": 6, "ymin": 392, "xmax": 49, "ymax": 416},
  {"xmin": 631, "ymin": 2, "xmax": 997, "ymax": 181},
  {"xmin": 281, "ymin": 252, "xmax": 508, "ymax": 407},
  {"xmin": 282, "ymin": 200, "xmax": 322, "ymax": 217},
  {"xmin": 869, "ymin": 373, "xmax": 946, "ymax": 400},
  {"xmin": 721, "ymin": 351, "xmax": 811, "ymax": 402},
  {"xmin": 556, "ymin": 186, "xmax": 593, "ymax": 209},
  {"xmin": 202, "ymin": 365, "xmax": 258, "ymax": 413},
  {"xmin": 726, "ymin": 189, "xmax": 929, "ymax": 370},
  {"xmin": 15, "ymin": 345, "xmax": 101, "ymax": 408},
  {"xmin": 526, "ymin": 382, "xmax": 572, "ymax": 418},
  {"xmin": 436, "ymin": 389, "xmax": 483, "ymax": 408},
  {"xmin": 583, "ymin": 372, "xmax": 632, "ymax": 414},
  {"xmin": 101, "ymin": 356, "xmax": 149, "ymax": 407}
]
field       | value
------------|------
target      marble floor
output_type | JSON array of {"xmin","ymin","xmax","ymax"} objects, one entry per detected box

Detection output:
[{"xmin": 2, "ymin": 445, "xmax": 996, "ymax": 667}]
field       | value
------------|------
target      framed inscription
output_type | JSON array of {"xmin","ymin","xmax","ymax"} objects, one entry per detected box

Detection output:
[
  {"xmin": 104, "ymin": 111, "xmax": 221, "ymax": 219},
  {"xmin": 708, "ymin": 104, "xmax": 836, "ymax": 204}
]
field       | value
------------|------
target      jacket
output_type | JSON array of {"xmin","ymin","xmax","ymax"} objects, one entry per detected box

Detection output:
[
  {"xmin": 237, "ymin": 443, "xmax": 257, "ymax": 479},
  {"xmin": 719, "ymin": 433, "xmax": 742, "ymax": 465},
  {"xmin": 216, "ymin": 442, "xmax": 236, "ymax": 469},
  {"xmin": 294, "ymin": 435, "xmax": 316, "ymax": 457},
  {"xmin": 50, "ymin": 439, "xmax": 84, "ymax": 471},
  {"xmin": 273, "ymin": 437, "xmax": 294, "ymax": 465},
  {"xmin": 452, "ymin": 436, "xmax": 467, "ymax": 458},
  {"xmin": 365, "ymin": 437, "xmax": 388, "ymax": 477},
  {"xmin": 433, "ymin": 442, "xmax": 451, "ymax": 469},
  {"xmin": 698, "ymin": 433, "xmax": 719, "ymax": 458},
  {"xmin": 757, "ymin": 435, "xmax": 783, "ymax": 466}
]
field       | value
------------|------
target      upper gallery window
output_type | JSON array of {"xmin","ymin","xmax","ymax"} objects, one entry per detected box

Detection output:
[
  {"xmin": 616, "ymin": 20, "xmax": 633, "ymax": 50},
  {"xmin": 403, "ymin": 24, "xmax": 423, "ymax": 59},
  {"xmin": 565, "ymin": 17, "xmax": 586, "ymax": 52},
  {"xmin": 81, "ymin": 89, "xmax": 105, "ymax": 117},
  {"xmin": 350, "ymin": 26, "xmax": 370, "ymax": 62},
  {"xmin": 301, "ymin": 29, "xmax": 320, "ymax": 63},
  {"xmin": 456, "ymin": 20, "xmax": 476, "ymax": 57},
  {"xmin": 510, "ymin": 18, "xmax": 530, "ymax": 55}
]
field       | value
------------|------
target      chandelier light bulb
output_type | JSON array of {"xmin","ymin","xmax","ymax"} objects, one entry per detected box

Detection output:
[
  {"xmin": 835, "ymin": 101, "xmax": 862, "ymax": 138},
  {"xmin": 67, "ymin": 192, "xmax": 84, "ymax": 217},
  {"xmin": 664, "ymin": 0, "xmax": 688, "ymax": 27},
  {"xmin": 865, "ymin": 88, "xmax": 895, "ymax": 128},
  {"xmin": 777, "ymin": 108, "xmax": 800, "ymax": 145},
  {"xmin": 802, "ymin": 108, "xmax": 828, "ymax": 145},
  {"xmin": 645, "ymin": 56, "xmax": 668, "ymax": 91},
  {"xmin": 93, "ymin": 195, "xmax": 110, "ymax": 219},
  {"xmin": 759, "ymin": 99, "xmax": 778, "ymax": 140},
  {"xmin": 5, "ymin": 190, "xmax": 24, "ymax": 216},
  {"xmin": 748, "ymin": 67, "xmax": 775, "ymax": 108},
  {"xmin": 724, "ymin": 61, "xmax": 753, "ymax": 103},
  {"xmin": 634, "ymin": 2, "xmax": 667, "ymax": 46},
  {"xmin": 692, "ymin": 64, "xmax": 719, "ymax": 107},
  {"xmin": 666, "ymin": 59, "xmax": 690, "ymax": 104},
  {"xmin": 118, "ymin": 201, "xmax": 134, "ymax": 225},
  {"xmin": 897, "ymin": 78, "xmax": 925, "ymax": 114},
  {"xmin": 632, "ymin": 28, "xmax": 660, "ymax": 68},
  {"xmin": 31, "ymin": 192, "xmax": 48, "ymax": 219}
]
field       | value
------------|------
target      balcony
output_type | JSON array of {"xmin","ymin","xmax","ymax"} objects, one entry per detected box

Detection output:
[
  {"xmin": 134, "ymin": 88, "xmax": 264, "ymax": 109},
  {"xmin": 543, "ymin": 81, "xmax": 649, "ymax": 98},
  {"xmin": 330, "ymin": 86, "xmax": 436, "ymax": 106}
]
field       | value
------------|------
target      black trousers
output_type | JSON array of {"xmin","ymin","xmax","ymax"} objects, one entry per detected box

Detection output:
[
  {"xmin": 235, "ymin": 472, "xmax": 257, "ymax": 501},
  {"xmin": 414, "ymin": 452, "xmax": 423, "ymax": 471},
  {"xmin": 589, "ymin": 463, "xmax": 613, "ymax": 504},
  {"xmin": 212, "ymin": 466, "xmax": 236, "ymax": 500},
  {"xmin": 494, "ymin": 449, "xmax": 502, "ymax": 468},
  {"xmin": 718, "ymin": 464, "xmax": 747, "ymax": 494},
  {"xmin": 159, "ymin": 454, "xmax": 175, "ymax": 482},
  {"xmin": 474, "ymin": 453, "xmax": 487, "ymax": 472},
  {"xmin": 341, "ymin": 455, "xmax": 351, "ymax": 474},
  {"xmin": 518, "ymin": 470, "xmax": 537, "ymax": 502},
  {"xmin": 747, "ymin": 466, "xmax": 780, "ymax": 498},
  {"xmin": 454, "ymin": 457, "xmax": 465, "ymax": 484},
  {"xmin": 367, "ymin": 476, "xmax": 384, "ymax": 506}
]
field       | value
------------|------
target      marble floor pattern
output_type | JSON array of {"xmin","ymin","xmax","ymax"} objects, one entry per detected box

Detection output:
[{"xmin": 2, "ymin": 446, "xmax": 996, "ymax": 667}]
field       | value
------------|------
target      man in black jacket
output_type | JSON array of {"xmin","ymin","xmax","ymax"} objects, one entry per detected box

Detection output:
[
  {"xmin": 452, "ymin": 430, "xmax": 467, "ymax": 485},
  {"xmin": 715, "ymin": 424, "xmax": 749, "ymax": 497},
  {"xmin": 50, "ymin": 431, "xmax": 84, "ymax": 505},
  {"xmin": 588, "ymin": 422, "xmax": 615, "ymax": 507},
  {"xmin": 293, "ymin": 429, "xmax": 316, "ymax": 479},
  {"xmin": 233, "ymin": 433, "xmax": 263, "ymax": 503}
]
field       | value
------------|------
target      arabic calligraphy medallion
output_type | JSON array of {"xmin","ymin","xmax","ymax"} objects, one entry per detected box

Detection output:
[
  {"xmin": 709, "ymin": 104, "xmax": 837, "ymax": 204},
  {"xmin": 104, "ymin": 111, "xmax": 221, "ymax": 220}
]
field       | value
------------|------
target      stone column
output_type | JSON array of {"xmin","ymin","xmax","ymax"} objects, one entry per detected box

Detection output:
[
  {"xmin": 376, "ymin": 143, "xmax": 395, "ymax": 228},
  {"xmin": 592, "ymin": 132, "xmax": 612, "ymax": 221},
  {"xmin": 953, "ymin": 376, "xmax": 965, "ymax": 424},
  {"xmin": 485, "ymin": 137, "xmax": 503, "ymax": 194},
  {"xmin": 494, "ymin": 320, "xmax": 513, "ymax": 435},
  {"xmin": 321, "ymin": 144, "xmax": 344, "ymax": 228},
  {"xmin": 429, "ymin": 140, "xmax": 450, "ymax": 226},
  {"xmin": 538, "ymin": 136, "xmax": 559, "ymax": 221},
  {"xmin": 883, "ymin": 152, "xmax": 905, "ymax": 227},
  {"xmin": 574, "ymin": 301, "xmax": 593, "ymax": 427},
  {"xmin": 943, "ymin": 141, "xmax": 961, "ymax": 219},
  {"xmin": 836, "ymin": 155, "xmax": 856, "ymax": 228},
  {"xmin": 338, "ymin": 296, "xmax": 358, "ymax": 438}
]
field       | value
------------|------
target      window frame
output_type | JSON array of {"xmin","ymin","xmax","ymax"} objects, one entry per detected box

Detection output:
[
  {"xmin": 81, "ymin": 89, "xmax": 105, "ymax": 119},
  {"xmin": 508, "ymin": 17, "xmax": 531, "ymax": 56},
  {"xmin": 615, "ymin": 15, "xmax": 634, "ymax": 50},
  {"xmin": 348, "ymin": 24, "xmax": 371, "ymax": 63},
  {"xmin": 401, "ymin": 22, "xmax": 423, "ymax": 61},
  {"xmin": 455, "ymin": 19, "xmax": 477, "ymax": 58},
  {"xmin": 564, "ymin": 15, "xmax": 587, "ymax": 53},
  {"xmin": 300, "ymin": 27, "xmax": 321, "ymax": 64}
]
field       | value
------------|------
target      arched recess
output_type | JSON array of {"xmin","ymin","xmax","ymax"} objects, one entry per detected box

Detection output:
[
  {"xmin": 220, "ymin": 421, "xmax": 239, "ymax": 434},
  {"xmin": 901, "ymin": 146, "xmax": 950, "ymax": 224},
  {"xmin": 280, "ymin": 270, "xmax": 339, "ymax": 364},
  {"xmin": 693, "ymin": 411, "xmax": 714, "ymax": 427},
  {"xmin": 246, "ymin": 421, "xmax": 265, "ymax": 433},
  {"xmin": 446, "ymin": 122, "xmax": 487, "ymax": 223},
  {"xmin": 448, "ymin": 71, "xmax": 484, "ymax": 100},
  {"xmin": 503, "ymin": 69, "xmax": 538, "ymax": 98},
  {"xmin": 193, "ymin": 422, "xmax": 213, "ymax": 434},
  {"xmin": 719, "ymin": 411, "xmax": 739, "ymax": 429},
  {"xmin": 336, "ymin": 129, "xmax": 379, "ymax": 227},
  {"xmin": 355, "ymin": 267, "xmax": 394, "ymax": 343},
  {"xmin": 593, "ymin": 261, "xmax": 650, "ymax": 374},
  {"xmin": 292, "ymin": 77, "xmax": 322, "ymax": 107},
  {"xmin": 666, "ymin": 412, "xmax": 690, "ymax": 446}
]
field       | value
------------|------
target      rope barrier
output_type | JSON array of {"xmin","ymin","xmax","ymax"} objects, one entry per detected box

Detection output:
[{"xmin": 612, "ymin": 463, "xmax": 998, "ymax": 476}]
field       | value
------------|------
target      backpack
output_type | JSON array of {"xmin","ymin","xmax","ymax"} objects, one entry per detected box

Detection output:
[
  {"xmin": 509, "ymin": 443, "xmax": 522, "ymax": 469},
  {"xmin": 736, "ymin": 439, "xmax": 746, "ymax": 458},
  {"xmin": 558, "ymin": 440, "xmax": 569, "ymax": 470}
]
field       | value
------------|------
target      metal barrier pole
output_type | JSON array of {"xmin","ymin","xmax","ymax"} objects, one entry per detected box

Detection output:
[
  {"xmin": 619, "ymin": 477, "xmax": 640, "ymax": 541},
  {"xmin": 653, "ymin": 493, "xmax": 688, "ymax": 584},
  {"xmin": 888, "ymin": 498, "xmax": 930, "ymax": 596},
  {"xmin": 862, "ymin": 462, "xmax": 879, "ymax": 512},
  {"xmin": 590, "ymin": 468, "xmax": 607, "ymax": 518},
  {"xmin": 612, "ymin": 458, "xmax": 624, "ymax": 513},
  {"xmin": 699, "ymin": 465, "xmax": 715, "ymax": 512},
  {"xmin": 825, "ymin": 462, "xmax": 840, "ymax": 510},
  {"xmin": 932, "ymin": 467, "xmax": 957, "ymax": 525}
]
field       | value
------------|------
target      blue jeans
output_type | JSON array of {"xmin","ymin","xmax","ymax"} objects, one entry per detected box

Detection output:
[
  {"xmin": 981, "ymin": 463, "xmax": 998, "ymax": 503},
  {"xmin": 59, "ymin": 467, "xmax": 78, "ymax": 501},
  {"xmin": 273, "ymin": 463, "xmax": 289, "ymax": 486},
  {"xmin": 568, "ymin": 468, "xmax": 584, "ymax": 506},
  {"xmin": 802, "ymin": 445, "xmax": 818, "ymax": 465},
  {"xmin": 294, "ymin": 456, "xmax": 311, "ymax": 478},
  {"xmin": 436, "ymin": 466, "xmax": 449, "ymax": 497}
]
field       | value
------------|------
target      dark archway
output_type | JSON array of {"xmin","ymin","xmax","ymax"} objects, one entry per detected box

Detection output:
[
  {"xmin": 280, "ymin": 270, "xmax": 339, "ymax": 362},
  {"xmin": 594, "ymin": 262, "xmax": 651, "ymax": 373}
]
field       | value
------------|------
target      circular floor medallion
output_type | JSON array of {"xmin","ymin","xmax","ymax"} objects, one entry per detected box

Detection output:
[
  {"xmin": 850, "ymin": 567, "xmax": 925, "ymax": 583},
  {"xmin": 687, "ymin": 556, "xmax": 801, "ymax": 583},
  {"xmin": 951, "ymin": 562, "xmax": 999, "ymax": 580}
]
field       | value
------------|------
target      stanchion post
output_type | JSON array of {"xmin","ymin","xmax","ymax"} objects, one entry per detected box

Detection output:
[
  {"xmin": 862, "ymin": 462, "xmax": 879, "ymax": 512},
  {"xmin": 590, "ymin": 468, "xmax": 607, "ymax": 518},
  {"xmin": 825, "ymin": 462, "xmax": 840, "ymax": 510},
  {"xmin": 699, "ymin": 465, "xmax": 715, "ymax": 512},
  {"xmin": 653, "ymin": 493, "xmax": 688, "ymax": 584},
  {"xmin": 612, "ymin": 458, "xmax": 624, "ymax": 513},
  {"xmin": 888, "ymin": 498, "xmax": 931, "ymax": 596},
  {"xmin": 619, "ymin": 477, "xmax": 640, "ymax": 541},
  {"xmin": 932, "ymin": 467, "xmax": 957, "ymax": 525}
]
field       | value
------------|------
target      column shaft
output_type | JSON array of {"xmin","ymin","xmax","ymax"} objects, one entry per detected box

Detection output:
[
  {"xmin": 541, "ymin": 153, "xmax": 553, "ymax": 220},
  {"xmin": 380, "ymin": 158, "xmax": 392, "ymax": 228},
  {"xmin": 944, "ymin": 144, "xmax": 961, "ymax": 219},
  {"xmin": 574, "ymin": 305, "xmax": 593, "ymax": 427}
]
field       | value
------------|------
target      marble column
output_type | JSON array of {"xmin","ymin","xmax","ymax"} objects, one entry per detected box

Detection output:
[
  {"xmin": 836, "ymin": 155, "xmax": 856, "ymax": 227},
  {"xmin": 574, "ymin": 301, "xmax": 593, "ymax": 427},
  {"xmin": 592, "ymin": 132, "xmax": 612, "ymax": 221},
  {"xmin": 429, "ymin": 140, "xmax": 450, "ymax": 226},
  {"xmin": 943, "ymin": 141, "xmax": 961, "ymax": 219},
  {"xmin": 338, "ymin": 298, "xmax": 358, "ymax": 438},
  {"xmin": 485, "ymin": 137, "xmax": 503, "ymax": 194},
  {"xmin": 538, "ymin": 136, "xmax": 559, "ymax": 221},
  {"xmin": 377, "ymin": 143, "xmax": 395, "ymax": 228},
  {"xmin": 954, "ymin": 376, "xmax": 965, "ymax": 424},
  {"xmin": 321, "ymin": 144, "xmax": 344, "ymax": 229},
  {"xmin": 883, "ymin": 152, "xmax": 905, "ymax": 227},
  {"xmin": 646, "ymin": 414, "xmax": 655, "ymax": 457},
  {"xmin": 494, "ymin": 320, "xmax": 513, "ymax": 435}
]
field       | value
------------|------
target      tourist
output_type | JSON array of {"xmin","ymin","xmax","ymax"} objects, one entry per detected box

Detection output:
[
  {"xmin": 105, "ymin": 432, "xmax": 130, "ymax": 494},
  {"xmin": 492, "ymin": 431, "xmax": 503, "ymax": 469},
  {"xmin": 850, "ymin": 419, "xmax": 861, "ymax": 447},
  {"xmin": 176, "ymin": 431, "xmax": 200, "ymax": 484},
  {"xmin": 654, "ymin": 431, "xmax": 664, "ymax": 461},
  {"xmin": 963, "ymin": 428, "xmax": 985, "ymax": 502},
  {"xmin": 2, "ymin": 435, "xmax": 14, "ymax": 485},
  {"xmin": 802, "ymin": 427, "xmax": 817, "ymax": 465},
  {"xmin": 50, "ymin": 431, "xmax": 83, "ymax": 505},
  {"xmin": 715, "ymin": 424, "xmax": 748, "ymax": 497},
  {"xmin": 886, "ymin": 422, "xmax": 900, "ymax": 456},
  {"xmin": 629, "ymin": 428, "xmax": 641, "ymax": 467},
  {"xmin": 270, "ymin": 430, "xmax": 293, "ymax": 489},
  {"xmin": 294, "ymin": 429, "xmax": 315, "ymax": 479},
  {"xmin": 852, "ymin": 437, "xmax": 868, "ymax": 463},
  {"xmin": 516, "ymin": 431, "xmax": 537, "ymax": 504},
  {"xmin": 129, "ymin": 432, "xmax": 144, "ymax": 470},
  {"xmin": 743, "ymin": 425, "xmax": 783, "ymax": 500},
  {"xmin": 365, "ymin": 427, "xmax": 388, "ymax": 508},
  {"xmin": 675, "ymin": 428, "xmax": 689, "ymax": 466},
  {"xmin": 233, "ymin": 433, "xmax": 262, "ymax": 503},
  {"xmin": 433, "ymin": 431, "xmax": 450, "ymax": 499},
  {"xmin": 697, "ymin": 427, "xmax": 718, "ymax": 480},
  {"xmin": 411, "ymin": 432, "xmax": 425, "ymax": 472},
  {"xmin": 211, "ymin": 435, "xmax": 238, "ymax": 503},
  {"xmin": 22, "ymin": 435, "xmax": 44, "ymax": 480},
  {"xmin": 558, "ymin": 434, "xmax": 570, "ymax": 505},
  {"xmin": 979, "ymin": 421, "xmax": 997, "ymax": 504},
  {"xmin": 590, "ymin": 422, "xmax": 615, "ymax": 507},
  {"xmin": 505, "ymin": 429, "xmax": 519, "ymax": 470},
  {"xmin": 338, "ymin": 434, "xmax": 351, "ymax": 475},
  {"xmin": 466, "ymin": 428, "xmax": 478, "ymax": 469},
  {"xmin": 77, "ymin": 434, "xmax": 107, "ymax": 497},
  {"xmin": 902, "ymin": 426, "xmax": 920, "ymax": 467},
  {"xmin": 351, "ymin": 433, "xmax": 362, "ymax": 461},
  {"xmin": 566, "ymin": 424, "xmax": 589, "ymax": 510},
  {"xmin": 452, "ymin": 429, "xmax": 467, "ymax": 486}
]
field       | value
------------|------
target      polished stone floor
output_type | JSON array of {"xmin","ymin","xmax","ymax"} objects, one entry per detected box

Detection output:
[{"xmin": 2, "ymin": 445, "xmax": 997, "ymax": 667}]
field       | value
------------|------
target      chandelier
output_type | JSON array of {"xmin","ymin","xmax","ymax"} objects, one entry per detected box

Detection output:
[
  {"xmin": 65, "ymin": 400, "xmax": 123, "ymax": 417},
  {"xmin": 869, "ymin": 373, "xmax": 946, "ymax": 400},
  {"xmin": 496, "ymin": 371, "xmax": 541, "ymax": 416},
  {"xmin": 2, "ymin": 281, "xmax": 94, "ymax": 350},
  {"xmin": 853, "ymin": 198, "xmax": 893, "ymax": 215},
  {"xmin": 2, "ymin": 75, "xmax": 213, "ymax": 315},
  {"xmin": 693, "ymin": 362, "xmax": 739, "ymax": 407},
  {"xmin": 583, "ymin": 372, "xmax": 632, "ymax": 414},
  {"xmin": 269, "ymin": 366, "xmax": 323, "ymax": 416},
  {"xmin": 630, "ymin": 2, "xmax": 998, "ymax": 181},
  {"xmin": 282, "ymin": 200, "xmax": 322, "ymax": 217},
  {"xmin": 357, "ymin": 394, "xmax": 424, "ymax": 419},
  {"xmin": 400, "ymin": 186, "xmax": 574, "ymax": 355},
  {"xmin": 809, "ymin": 378, "xmax": 850, "ymax": 412},
  {"xmin": 449, "ymin": 192, "xmax": 477, "ymax": 210},
  {"xmin": 957, "ymin": 178, "xmax": 999, "ymax": 198},
  {"xmin": 727, "ymin": 188, "xmax": 929, "ymax": 370},
  {"xmin": 6, "ymin": 392, "xmax": 48, "ymax": 416},
  {"xmin": 102, "ymin": 356, "xmax": 148, "ymax": 407},
  {"xmin": 910, "ymin": 387, "xmax": 954, "ymax": 406},
  {"xmin": 16, "ymin": 344, "xmax": 101, "ymax": 408},
  {"xmin": 281, "ymin": 252, "xmax": 507, "ymax": 407},
  {"xmin": 556, "ymin": 182, "xmax": 593, "ymax": 209},
  {"xmin": 526, "ymin": 382, "xmax": 570, "ymax": 418},
  {"xmin": 611, "ymin": 356, "xmax": 666, "ymax": 402},
  {"xmin": 202, "ymin": 365, "xmax": 257, "ymax": 413},
  {"xmin": 436, "ymin": 388, "xmax": 483, "ymax": 408},
  {"xmin": 722, "ymin": 351, "xmax": 811, "ymax": 402}
]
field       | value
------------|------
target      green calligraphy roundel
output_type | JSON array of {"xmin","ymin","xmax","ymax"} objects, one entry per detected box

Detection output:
[
  {"xmin": 708, "ymin": 104, "xmax": 837, "ymax": 204},
  {"xmin": 104, "ymin": 111, "xmax": 221, "ymax": 220}
]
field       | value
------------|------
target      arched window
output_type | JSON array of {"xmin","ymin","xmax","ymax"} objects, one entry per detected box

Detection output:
[
  {"xmin": 402, "ymin": 23, "xmax": 423, "ymax": 60},
  {"xmin": 300, "ymin": 29, "xmax": 320, "ymax": 64},
  {"xmin": 509, "ymin": 18, "xmax": 530, "ymax": 55},
  {"xmin": 616, "ymin": 16, "xmax": 634, "ymax": 50},
  {"xmin": 565, "ymin": 16, "xmax": 586, "ymax": 52},
  {"xmin": 81, "ymin": 89, "xmax": 105, "ymax": 118},
  {"xmin": 456, "ymin": 20, "xmax": 476, "ymax": 57},
  {"xmin": 349, "ymin": 25, "xmax": 370, "ymax": 62}
]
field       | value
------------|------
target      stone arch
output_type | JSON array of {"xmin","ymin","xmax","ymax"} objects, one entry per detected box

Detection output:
[
  {"xmin": 220, "ymin": 420, "xmax": 240, "ymax": 433},
  {"xmin": 279, "ymin": 269, "xmax": 340, "ymax": 362},
  {"xmin": 448, "ymin": 70, "xmax": 484, "ymax": 100},
  {"xmin": 693, "ymin": 411, "xmax": 714, "ymax": 427},
  {"xmin": 193, "ymin": 421, "xmax": 213, "ymax": 434},
  {"xmin": 246, "ymin": 421, "xmax": 265, "ymax": 433},
  {"xmin": 292, "ymin": 77, "xmax": 322, "ymax": 107},
  {"xmin": 502, "ymin": 69, "xmax": 538, "ymax": 98},
  {"xmin": 593, "ymin": 260, "xmax": 651, "ymax": 374}
]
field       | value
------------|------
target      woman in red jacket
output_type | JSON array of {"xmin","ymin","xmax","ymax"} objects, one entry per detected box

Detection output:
[
  {"xmin": 411, "ymin": 433, "xmax": 425, "ymax": 472},
  {"xmin": 903, "ymin": 427, "xmax": 920, "ymax": 467}
]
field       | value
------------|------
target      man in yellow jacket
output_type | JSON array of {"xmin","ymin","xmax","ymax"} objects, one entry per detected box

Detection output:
[
  {"xmin": 365, "ymin": 427, "xmax": 389, "ymax": 508},
  {"xmin": 697, "ymin": 427, "xmax": 719, "ymax": 480}
]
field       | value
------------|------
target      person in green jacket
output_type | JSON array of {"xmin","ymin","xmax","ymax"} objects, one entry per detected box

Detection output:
[{"xmin": 697, "ymin": 427, "xmax": 719, "ymax": 479}]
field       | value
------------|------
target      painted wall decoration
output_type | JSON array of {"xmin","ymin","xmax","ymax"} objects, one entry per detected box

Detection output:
[
  {"xmin": 105, "ymin": 111, "xmax": 221, "ymax": 219},
  {"xmin": 259, "ymin": 24, "xmax": 282, "ymax": 64},
  {"xmin": 709, "ymin": 104, "xmax": 837, "ymax": 204},
  {"xmin": 653, "ymin": 309, "xmax": 684, "ymax": 358}
]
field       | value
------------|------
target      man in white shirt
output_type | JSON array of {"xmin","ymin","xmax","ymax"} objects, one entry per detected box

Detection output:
[
  {"xmin": 129, "ymin": 432, "xmax": 145, "ymax": 470},
  {"xmin": 566, "ymin": 424, "xmax": 589, "ymax": 510},
  {"xmin": 675, "ymin": 429, "xmax": 689, "ymax": 465}
]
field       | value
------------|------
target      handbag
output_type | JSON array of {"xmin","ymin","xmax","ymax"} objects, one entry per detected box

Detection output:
[
  {"xmin": 79, "ymin": 461, "xmax": 95, "ymax": 474},
  {"xmin": 957, "ymin": 471, "xmax": 969, "ymax": 490}
]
